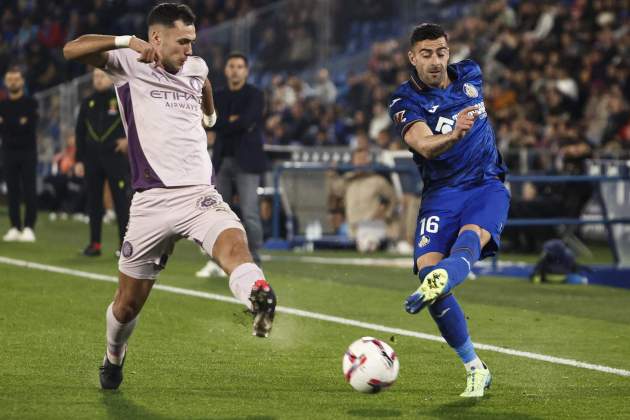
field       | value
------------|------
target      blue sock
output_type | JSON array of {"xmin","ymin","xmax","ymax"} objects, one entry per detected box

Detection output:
[
  {"xmin": 417, "ymin": 265, "xmax": 435, "ymax": 282},
  {"xmin": 434, "ymin": 230, "xmax": 481, "ymax": 291},
  {"xmin": 429, "ymin": 294, "xmax": 477, "ymax": 363}
]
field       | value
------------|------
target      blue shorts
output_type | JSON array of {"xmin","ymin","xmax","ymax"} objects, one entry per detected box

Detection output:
[{"xmin": 413, "ymin": 179, "xmax": 510, "ymax": 272}]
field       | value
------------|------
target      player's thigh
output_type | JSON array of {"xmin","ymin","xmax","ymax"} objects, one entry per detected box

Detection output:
[
  {"xmin": 460, "ymin": 181, "xmax": 510, "ymax": 259},
  {"xmin": 118, "ymin": 190, "xmax": 177, "ymax": 280},
  {"xmin": 413, "ymin": 205, "xmax": 459, "ymax": 273},
  {"xmin": 174, "ymin": 185, "xmax": 247, "ymax": 259}
]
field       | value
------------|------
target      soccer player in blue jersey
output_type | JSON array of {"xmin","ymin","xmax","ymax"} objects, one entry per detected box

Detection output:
[{"xmin": 389, "ymin": 23, "xmax": 510, "ymax": 397}]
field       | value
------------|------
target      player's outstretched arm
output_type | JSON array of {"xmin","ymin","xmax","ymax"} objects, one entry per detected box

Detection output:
[
  {"xmin": 404, "ymin": 106, "xmax": 478, "ymax": 159},
  {"xmin": 63, "ymin": 35, "xmax": 161, "ymax": 68}
]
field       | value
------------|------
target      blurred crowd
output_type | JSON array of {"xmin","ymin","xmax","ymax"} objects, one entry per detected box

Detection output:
[
  {"xmin": 260, "ymin": 0, "xmax": 630, "ymax": 169},
  {"xmin": 0, "ymin": 0, "xmax": 277, "ymax": 93}
]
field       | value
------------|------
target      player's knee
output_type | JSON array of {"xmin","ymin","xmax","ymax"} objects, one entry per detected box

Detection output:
[
  {"xmin": 112, "ymin": 300, "xmax": 140, "ymax": 323},
  {"xmin": 213, "ymin": 230, "xmax": 253, "ymax": 272},
  {"xmin": 459, "ymin": 224, "xmax": 482, "ymax": 237}
]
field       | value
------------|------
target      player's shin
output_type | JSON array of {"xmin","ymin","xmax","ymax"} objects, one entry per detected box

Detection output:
[
  {"xmin": 106, "ymin": 302, "xmax": 137, "ymax": 365},
  {"xmin": 437, "ymin": 230, "xmax": 481, "ymax": 291},
  {"xmin": 428, "ymin": 294, "xmax": 482, "ymax": 369}
]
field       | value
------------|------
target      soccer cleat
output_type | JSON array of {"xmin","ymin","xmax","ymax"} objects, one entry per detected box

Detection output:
[
  {"xmin": 82, "ymin": 243, "xmax": 102, "ymax": 257},
  {"xmin": 404, "ymin": 268, "xmax": 449, "ymax": 314},
  {"xmin": 249, "ymin": 279, "xmax": 276, "ymax": 338},
  {"xmin": 19, "ymin": 227, "xmax": 36, "ymax": 242},
  {"xmin": 99, "ymin": 353, "xmax": 125, "ymax": 390},
  {"xmin": 3, "ymin": 227, "xmax": 22, "ymax": 242},
  {"xmin": 460, "ymin": 363, "xmax": 492, "ymax": 398}
]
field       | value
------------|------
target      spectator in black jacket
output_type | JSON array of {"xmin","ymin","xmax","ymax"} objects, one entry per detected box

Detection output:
[
  {"xmin": 211, "ymin": 52, "xmax": 266, "ymax": 263},
  {"xmin": 0, "ymin": 66, "xmax": 38, "ymax": 242},
  {"xmin": 74, "ymin": 68, "xmax": 130, "ymax": 256}
]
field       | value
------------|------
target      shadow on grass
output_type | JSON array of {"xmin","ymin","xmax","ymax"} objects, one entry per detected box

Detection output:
[
  {"xmin": 347, "ymin": 408, "xmax": 402, "ymax": 418},
  {"xmin": 101, "ymin": 392, "xmax": 277, "ymax": 420},
  {"xmin": 427, "ymin": 397, "xmax": 544, "ymax": 420}
]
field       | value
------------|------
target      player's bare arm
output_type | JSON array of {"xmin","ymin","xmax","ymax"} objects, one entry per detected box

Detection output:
[
  {"xmin": 63, "ymin": 35, "xmax": 162, "ymax": 67},
  {"xmin": 404, "ymin": 105, "xmax": 478, "ymax": 159},
  {"xmin": 201, "ymin": 78, "xmax": 215, "ymax": 116}
]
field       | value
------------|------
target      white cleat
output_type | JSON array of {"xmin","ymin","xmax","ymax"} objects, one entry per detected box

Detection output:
[
  {"xmin": 460, "ymin": 363, "xmax": 492, "ymax": 398},
  {"xmin": 3, "ymin": 227, "xmax": 22, "ymax": 242},
  {"xmin": 19, "ymin": 227, "xmax": 36, "ymax": 242},
  {"xmin": 195, "ymin": 260, "xmax": 227, "ymax": 278}
]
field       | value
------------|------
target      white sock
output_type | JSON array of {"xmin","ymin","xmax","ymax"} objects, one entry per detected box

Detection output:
[
  {"xmin": 106, "ymin": 303, "xmax": 137, "ymax": 365},
  {"xmin": 464, "ymin": 357, "xmax": 485, "ymax": 372},
  {"xmin": 229, "ymin": 263, "xmax": 265, "ymax": 310}
]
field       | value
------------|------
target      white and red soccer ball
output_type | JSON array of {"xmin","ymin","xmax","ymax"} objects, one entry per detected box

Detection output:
[{"xmin": 342, "ymin": 337, "xmax": 400, "ymax": 393}]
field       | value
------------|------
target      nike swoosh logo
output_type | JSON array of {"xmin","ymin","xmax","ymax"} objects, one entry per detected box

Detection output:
[
  {"xmin": 389, "ymin": 98, "xmax": 402, "ymax": 108},
  {"xmin": 461, "ymin": 257, "xmax": 471, "ymax": 270},
  {"xmin": 436, "ymin": 307, "xmax": 451, "ymax": 318}
]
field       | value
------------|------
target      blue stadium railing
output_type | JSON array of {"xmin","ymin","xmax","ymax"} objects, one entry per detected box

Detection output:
[{"xmin": 270, "ymin": 163, "xmax": 629, "ymax": 240}]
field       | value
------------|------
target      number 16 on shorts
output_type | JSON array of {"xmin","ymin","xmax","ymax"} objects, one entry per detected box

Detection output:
[{"xmin": 419, "ymin": 216, "xmax": 440, "ymax": 235}]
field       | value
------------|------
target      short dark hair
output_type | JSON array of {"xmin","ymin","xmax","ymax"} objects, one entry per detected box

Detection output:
[
  {"xmin": 410, "ymin": 23, "xmax": 448, "ymax": 46},
  {"xmin": 226, "ymin": 52, "xmax": 249, "ymax": 67},
  {"xmin": 4, "ymin": 65, "xmax": 23, "ymax": 76},
  {"xmin": 147, "ymin": 3, "xmax": 196, "ymax": 27}
]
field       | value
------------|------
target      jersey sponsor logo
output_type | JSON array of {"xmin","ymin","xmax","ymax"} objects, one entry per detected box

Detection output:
[
  {"xmin": 463, "ymin": 83, "xmax": 478, "ymax": 98},
  {"xmin": 393, "ymin": 110, "xmax": 407, "ymax": 124},
  {"xmin": 427, "ymin": 105, "xmax": 439, "ymax": 113},
  {"xmin": 122, "ymin": 241, "xmax": 133, "ymax": 258},
  {"xmin": 435, "ymin": 116, "xmax": 454, "ymax": 134},
  {"xmin": 389, "ymin": 97, "xmax": 402, "ymax": 108},
  {"xmin": 418, "ymin": 235, "xmax": 430, "ymax": 248}
]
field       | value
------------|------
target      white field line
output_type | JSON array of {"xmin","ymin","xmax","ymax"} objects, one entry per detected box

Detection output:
[
  {"xmin": 1, "ymin": 255, "xmax": 629, "ymax": 378},
  {"xmin": 259, "ymin": 254, "xmax": 529, "ymax": 269}
]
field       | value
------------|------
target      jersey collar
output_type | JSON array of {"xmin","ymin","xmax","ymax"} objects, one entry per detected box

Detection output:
[{"xmin": 409, "ymin": 64, "xmax": 459, "ymax": 93}]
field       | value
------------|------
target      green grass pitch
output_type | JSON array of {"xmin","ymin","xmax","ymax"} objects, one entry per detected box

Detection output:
[{"xmin": 1, "ymin": 210, "xmax": 629, "ymax": 419}]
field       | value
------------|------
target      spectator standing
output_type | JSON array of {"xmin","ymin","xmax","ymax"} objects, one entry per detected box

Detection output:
[
  {"xmin": 0, "ymin": 66, "xmax": 38, "ymax": 242},
  {"xmin": 211, "ymin": 52, "xmax": 266, "ymax": 262}
]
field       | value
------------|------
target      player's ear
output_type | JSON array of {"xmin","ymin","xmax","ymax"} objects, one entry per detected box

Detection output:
[
  {"xmin": 408, "ymin": 50, "xmax": 416, "ymax": 67},
  {"xmin": 149, "ymin": 27, "xmax": 161, "ymax": 45}
]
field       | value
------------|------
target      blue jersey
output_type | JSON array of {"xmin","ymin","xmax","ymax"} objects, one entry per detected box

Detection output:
[{"xmin": 389, "ymin": 59, "xmax": 506, "ymax": 195}]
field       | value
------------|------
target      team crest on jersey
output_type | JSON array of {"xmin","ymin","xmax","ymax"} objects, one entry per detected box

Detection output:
[
  {"xmin": 196, "ymin": 195, "xmax": 218, "ymax": 210},
  {"xmin": 122, "ymin": 241, "xmax": 133, "ymax": 258},
  {"xmin": 418, "ymin": 235, "xmax": 430, "ymax": 248},
  {"xmin": 393, "ymin": 110, "xmax": 407, "ymax": 124},
  {"xmin": 463, "ymin": 83, "xmax": 478, "ymax": 98}
]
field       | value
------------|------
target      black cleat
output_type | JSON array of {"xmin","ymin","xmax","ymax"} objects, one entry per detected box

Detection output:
[
  {"xmin": 99, "ymin": 353, "xmax": 125, "ymax": 390},
  {"xmin": 249, "ymin": 280, "xmax": 276, "ymax": 338},
  {"xmin": 82, "ymin": 243, "xmax": 102, "ymax": 257}
]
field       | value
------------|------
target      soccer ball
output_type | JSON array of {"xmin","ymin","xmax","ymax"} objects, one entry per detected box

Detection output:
[{"xmin": 342, "ymin": 336, "xmax": 400, "ymax": 393}]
